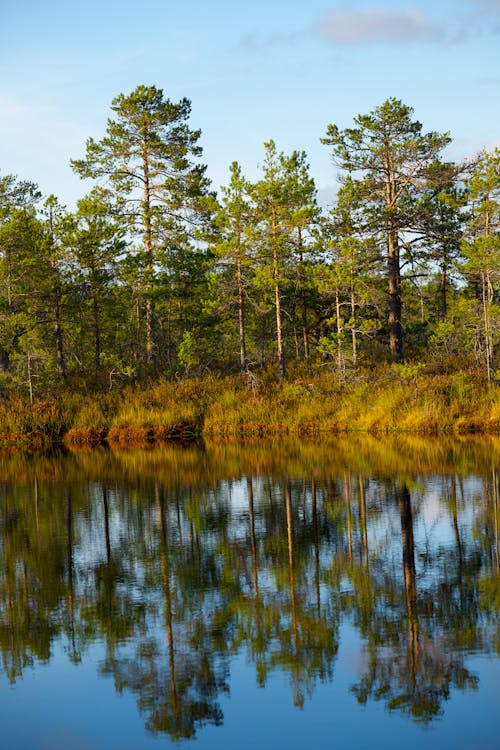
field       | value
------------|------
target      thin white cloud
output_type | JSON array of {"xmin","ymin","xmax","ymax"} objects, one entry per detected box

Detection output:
[
  {"xmin": 239, "ymin": 2, "xmax": 500, "ymax": 53},
  {"xmin": 479, "ymin": 0, "xmax": 500, "ymax": 10},
  {"xmin": 239, "ymin": 8, "xmax": 438, "ymax": 52},
  {"xmin": 477, "ymin": 75, "xmax": 500, "ymax": 86},
  {"xmin": 312, "ymin": 7, "xmax": 440, "ymax": 44},
  {"xmin": 238, "ymin": 29, "xmax": 302, "ymax": 51}
]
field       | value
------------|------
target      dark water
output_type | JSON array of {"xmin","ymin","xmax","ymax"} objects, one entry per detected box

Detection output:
[{"xmin": 1, "ymin": 436, "xmax": 499, "ymax": 749}]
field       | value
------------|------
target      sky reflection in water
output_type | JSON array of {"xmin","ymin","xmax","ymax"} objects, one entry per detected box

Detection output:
[{"xmin": 0, "ymin": 437, "xmax": 499, "ymax": 749}]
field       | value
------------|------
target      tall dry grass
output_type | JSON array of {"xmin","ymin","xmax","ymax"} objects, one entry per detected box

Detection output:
[{"xmin": 0, "ymin": 368, "xmax": 498, "ymax": 447}]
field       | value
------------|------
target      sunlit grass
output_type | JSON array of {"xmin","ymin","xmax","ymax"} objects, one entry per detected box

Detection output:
[{"xmin": 0, "ymin": 368, "xmax": 498, "ymax": 446}]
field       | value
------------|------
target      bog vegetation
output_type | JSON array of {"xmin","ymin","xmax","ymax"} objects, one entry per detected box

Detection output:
[{"xmin": 0, "ymin": 86, "xmax": 499, "ymax": 443}]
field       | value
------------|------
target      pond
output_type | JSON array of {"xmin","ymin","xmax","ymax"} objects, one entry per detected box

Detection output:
[{"xmin": 0, "ymin": 436, "xmax": 499, "ymax": 749}]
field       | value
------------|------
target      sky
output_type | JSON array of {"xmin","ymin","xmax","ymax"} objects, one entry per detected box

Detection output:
[{"xmin": 1, "ymin": 0, "xmax": 499, "ymax": 208}]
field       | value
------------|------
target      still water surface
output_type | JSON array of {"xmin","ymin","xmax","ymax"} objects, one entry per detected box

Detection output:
[{"xmin": 1, "ymin": 436, "xmax": 499, "ymax": 749}]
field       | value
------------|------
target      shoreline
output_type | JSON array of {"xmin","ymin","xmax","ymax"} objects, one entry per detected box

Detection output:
[{"xmin": 0, "ymin": 370, "xmax": 498, "ymax": 448}]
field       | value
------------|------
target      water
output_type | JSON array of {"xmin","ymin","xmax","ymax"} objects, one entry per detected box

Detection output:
[{"xmin": 1, "ymin": 436, "xmax": 499, "ymax": 749}]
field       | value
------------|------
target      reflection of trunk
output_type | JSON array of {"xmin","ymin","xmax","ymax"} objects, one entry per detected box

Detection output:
[
  {"xmin": 66, "ymin": 490, "xmax": 77, "ymax": 659},
  {"xmin": 103, "ymin": 486, "xmax": 111, "ymax": 565},
  {"xmin": 398, "ymin": 484, "xmax": 418, "ymax": 677},
  {"xmin": 5, "ymin": 539, "xmax": 16, "ymax": 664},
  {"xmin": 247, "ymin": 477, "xmax": 259, "ymax": 600},
  {"xmin": 311, "ymin": 479, "xmax": 321, "ymax": 616},
  {"xmin": 156, "ymin": 486, "xmax": 178, "ymax": 710},
  {"xmin": 267, "ymin": 477, "xmax": 276, "ymax": 534},
  {"xmin": 285, "ymin": 483, "xmax": 298, "ymax": 651},
  {"xmin": 34, "ymin": 476, "xmax": 39, "ymax": 533},
  {"xmin": 493, "ymin": 469, "xmax": 499, "ymax": 574},
  {"xmin": 176, "ymin": 497, "xmax": 184, "ymax": 558},
  {"xmin": 359, "ymin": 476, "xmax": 369, "ymax": 571},
  {"xmin": 67, "ymin": 490, "xmax": 73, "ymax": 597},
  {"xmin": 343, "ymin": 473, "xmax": 353, "ymax": 563},
  {"xmin": 450, "ymin": 475, "xmax": 463, "ymax": 575},
  {"xmin": 248, "ymin": 476, "xmax": 266, "ymax": 685}
]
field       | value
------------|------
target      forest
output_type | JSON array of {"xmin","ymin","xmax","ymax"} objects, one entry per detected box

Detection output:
[{"xmin": 0, "ymin": 85, "xmax": 499, "ymax": 443}]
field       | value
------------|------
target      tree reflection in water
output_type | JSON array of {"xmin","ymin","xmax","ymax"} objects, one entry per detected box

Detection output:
[
  {"xmin": 351, "ymin": 482, "xmax": 479, "ymax": 722},
  {"xmin": 0, "ymin": 439, "xmax": 499, "ymax": 739}
]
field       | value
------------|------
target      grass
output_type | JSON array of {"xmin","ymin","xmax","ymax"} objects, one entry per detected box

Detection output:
[
  {"xmin": 0, "ymin": 366, "xmax": 498, "ymax": 447},
  {"xmin": 202, "ymin": 369, "xmax": 500, "ymax": 436}
]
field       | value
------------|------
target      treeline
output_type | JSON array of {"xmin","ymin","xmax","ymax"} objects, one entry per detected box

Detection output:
[{"xmin": 0, "ymin": 85, "xmax": 499, "ymax": 398}]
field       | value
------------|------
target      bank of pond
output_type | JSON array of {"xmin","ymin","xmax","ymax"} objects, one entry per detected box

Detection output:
[{"xmin": 0, "ymin": 369, "xmax": 499, "ymax": 448}]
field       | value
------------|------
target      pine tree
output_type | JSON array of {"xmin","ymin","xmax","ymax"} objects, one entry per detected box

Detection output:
[
  {"xmin": 462, "ymin": 149, "xmax": 500, "ymax": 380},
  {"xmin": 64, "ymin": 188, "xmax": 125, "ymax": 372},
  {"xmin": 322, "ymin": 99, "xmax": 451, "ymax": 361},
  {"xmin": 213, "ymin": 162, "xmax": 254, "ymax": 371},
  {"xmin": 71, "ymin": 85, "xmax": 212, "ymax": 367}
]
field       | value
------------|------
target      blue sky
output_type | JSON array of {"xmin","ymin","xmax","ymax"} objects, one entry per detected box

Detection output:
[{"xmin": 1, "ymin": 0, "xmax": 499, "ymax": 207}]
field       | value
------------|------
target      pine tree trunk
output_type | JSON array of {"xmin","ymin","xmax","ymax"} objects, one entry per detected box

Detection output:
[
  {"xmin": 0, "ymin": 348, "xmax": 10, "ymax": 374},
  {"xmin": 54, "ymin": 296, "xmax": 66, "ymax": 380},
  {"xmin": 142, "ymin": 142, "xmax": 154, "ymax": 365},
  {"xmin": 272, "ymin": 206, "xmax": 285, "ymax": 379},
  {"xmin": 298, "ymin": 239, "xmax": 309, "ymax": 359},
  {"xmin": 441, "ymin": 267, "xmax": 447, "ymax": 318},
  {"xmin": 237, "ymin": 254, "xmax": 247, "ymax": 371},
  {"xmin": 92, "ymin": 287, "xmax": 101, "ymax": 372},
  {"xmin": 350, "ymin": 284, "xmax": 357, "ymax": 366},
  {"xmin": 335, "ymin": 287, "xmax": 344, "ymax": 375},
  {"xmin": 274, "ymin": 260, "xmax": 285, "ymax": 379},
  {"xmin": 482, "ymin": 271, "xmax": 493, "ymax": 382},
  {"xmin": 388, "ymin": 228, "xmax": 403, "ymax": 362},
  {"xmin": 482, "ymin": 203, "xmax": 494, "ymax": 382}
]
